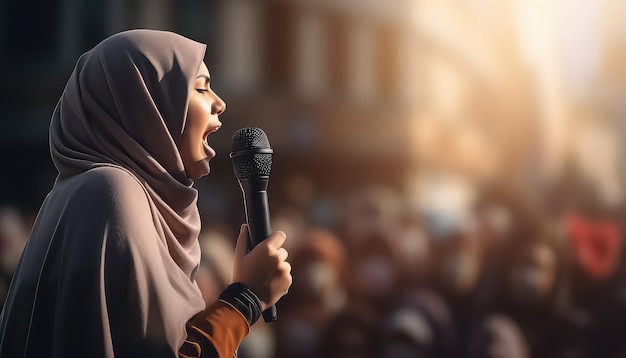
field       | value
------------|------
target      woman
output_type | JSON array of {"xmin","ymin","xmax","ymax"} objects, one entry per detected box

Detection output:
[{"xmin": 0, "ymin": 29, "xmax": 292, "ymax": 358}]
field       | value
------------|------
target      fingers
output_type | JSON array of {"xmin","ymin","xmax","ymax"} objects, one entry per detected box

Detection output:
[
  {"xmin": 237, "ymin": 227, "xmax": 285, "ymax": 253},
  {"xmin": 231, "ymin": 225, "xmax": 292, "ymax": 307},
  {"xmin": 268, "ymin": 236, "xmax": 288, "ymax": 272},
  {"xmin": 234, "ymin": 224, "xmax": 249, "ymax": 260},
  {"xmin": 266, "ymin": 231, "xmax": 287, "ymax": 249},
  {"xmin": 281, "ymin": 261, "xmax": 292, "ymax": 275},
  {"xmin": 278, "ymin": 261, "xmax": 292, "ymax": 294},
  {"xmin": 277, "ymin": 247, "xmax": 288, "ymax": 262}
]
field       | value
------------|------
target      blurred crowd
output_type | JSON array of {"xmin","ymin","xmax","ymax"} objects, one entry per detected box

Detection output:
[{"xmin": 2, "ymin": 169, "xmax": 624, "ymax": 358}]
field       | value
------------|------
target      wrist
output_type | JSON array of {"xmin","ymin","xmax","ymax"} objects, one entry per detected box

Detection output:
[{"xmin": 218, "ymin": 282, "xmax": 263, "ymax": 326}]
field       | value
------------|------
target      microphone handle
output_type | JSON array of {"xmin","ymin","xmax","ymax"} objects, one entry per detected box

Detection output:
[{"xmin": 239, "ymin": 177, "xmax": 278, "ymax": 322}]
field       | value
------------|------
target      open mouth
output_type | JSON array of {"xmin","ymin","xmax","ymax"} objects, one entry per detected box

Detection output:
[{"xmin": 203, "ymin": 125, "xmax": 221, "ymax": 145}]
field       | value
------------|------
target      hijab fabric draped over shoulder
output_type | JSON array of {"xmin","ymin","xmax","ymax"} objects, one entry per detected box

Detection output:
[{"xmin": 0, "ymin": 30, "xmax": 209, "ymax": 357}]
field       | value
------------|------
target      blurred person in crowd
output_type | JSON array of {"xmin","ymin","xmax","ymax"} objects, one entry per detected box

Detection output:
[
  {"xmin": 0, "ymin": 30, "xmax": 292, "ymax": 358},
  {"xmin": 273, "ymin": 228, "xmax": 349, "ymax": 358},
  {"xmin": 433, "ymin": 226, "xmax": 483, "ymax": 297},
  {"xmin": 0, "ymin": 206, "xmax": 29, "ymax": 275},
  {"xmin": 396, "ymin": 213, "xmax": 432, "ymax": 288},
  {"xmin": 473, "ymin": 188, "xmax": 527, "ymax": 252},
  {"xmin": 559, "ymin": 178, "xmax": 626, "ymax": 357},
  {"xmin": 341, "ymin": 185, "xmax": 404, "ymax": 247},
  {"xmin": 347, "ymin": 232, "xmax": 403, "ymax": 313},
  {"xmin": 562, "ymin": 179, "xmax": 623, "ymax": 306},
  {"xmin": 466, "ymin": 314, "xmax": 529, "ymax": 358},
  {"xmin": 430, "ymin": 222, "xmax": 493, "ymax": 357},
  {"xmin": 377, "ymin": 287, "xmax": 454, "ymax": 358},
  {"xmin": 0, "ymin": 206, "xmax": 29, "ymax": 308},
  {"xmin": 340, "ymin": 185, "xmax": 404, "ymax": 311},
  {"xmin": 565, "ymin": 207, "xmax": 622, "ymax": 307},
  {"xmin": 317, "ymin": 302, "xmax": 381, "ymax": 358},
  {"xmin": 472, "ymin": 188, "xmax": 543, "ymax": 314},
  {"xmin": 500, "ymin": 231, "xmax": 585, "ymax": 358}
]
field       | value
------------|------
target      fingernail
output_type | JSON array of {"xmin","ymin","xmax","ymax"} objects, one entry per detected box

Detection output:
[
  {"xmin": 240, "ymin": 224, "xmax": 247, "ymax": 232},
  {"xmin": 278, "ymin": 231, "xmax": 286, "ymax": 238}
]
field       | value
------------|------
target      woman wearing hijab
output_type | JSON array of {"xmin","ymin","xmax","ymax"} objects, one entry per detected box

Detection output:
[{"xmin": 0, "ymin": 30, "xmax": 292, "ymax": 358}]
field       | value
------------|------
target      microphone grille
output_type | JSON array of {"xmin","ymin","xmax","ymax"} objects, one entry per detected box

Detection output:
[
  {"xmin": 231, "ymin": 127, "xmax": 273, "ymax": 179},
  {"xmin": 231, "ymin": 127, "xmax": 271, "ymax": 152}
]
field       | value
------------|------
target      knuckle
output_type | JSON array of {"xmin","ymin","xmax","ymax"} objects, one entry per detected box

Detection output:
[
  {"xmin": 281, "ymin": 270, "xmax": 292, "ymax": 283},
  {"xmin": 257, "ymin": 244, "xmax": 271, "ymax": 257},
  {"xmin": 269, "ymin": 251, "xmax": 281, "ymax": 264}
]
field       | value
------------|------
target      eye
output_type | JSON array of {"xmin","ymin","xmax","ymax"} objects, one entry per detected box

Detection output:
[{"xmin": 195, "ymin": 88, "xmax": 209, "ymax": 94}]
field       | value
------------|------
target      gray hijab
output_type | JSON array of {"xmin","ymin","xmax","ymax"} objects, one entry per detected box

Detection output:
[
  {"xmin": 0, "ymin": 30, "xmax": 209, "ymax": 357},
  {"xmin": 51, "ymin": 29, "xmax": 205, "ymax": 272}
]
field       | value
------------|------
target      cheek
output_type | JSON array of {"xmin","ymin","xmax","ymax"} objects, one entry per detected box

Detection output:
[
  {"xmin": 183, "ymin": 101, "xmax": 208, "ymax": 148},
  {"xmin": 191, "ymin": 96, "xmax": 211, "ymax": 119},
  {"xmin": 180, "ymin": 127, "xmax": 198, "ymax": 161}
]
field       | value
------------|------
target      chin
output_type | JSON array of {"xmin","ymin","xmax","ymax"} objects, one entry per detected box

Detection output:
[
  {"xmin": 184, "ymin": 156, "xmax": 212, "ymax": 180},
  {"xmin": 186, "ymin": 166, "xmax": 210, "ymax": 181},
  {"xmin": 194, "ymin": 170, "xmax": 210, "ymax": 180}
]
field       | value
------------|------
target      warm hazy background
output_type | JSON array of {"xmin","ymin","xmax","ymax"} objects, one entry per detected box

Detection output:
[
  {"xmin": 1, "ymin": 0, "xmax": 625, "ymax": 221},
  {"xmin": 1, "ymin": 1, "xmax": 626, "ymax": 357}
]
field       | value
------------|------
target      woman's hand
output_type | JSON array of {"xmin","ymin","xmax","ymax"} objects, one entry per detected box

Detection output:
[{"xmin": 232, "ymin": 224, "xmax": 292, "ymax": 311}]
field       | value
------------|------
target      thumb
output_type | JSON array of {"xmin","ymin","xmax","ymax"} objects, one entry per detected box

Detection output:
[
  {"xmin": 235, "ymin": 224, "xmax": 250, "ymax": 261},
  {"xmin": 266, "ymin": 230, "xmax": 287, "ymax": 249}
]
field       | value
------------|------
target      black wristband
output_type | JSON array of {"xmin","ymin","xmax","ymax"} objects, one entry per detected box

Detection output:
[{"xmin": 219, "ymin": 282, "xmax": 263, "ymax": 326}]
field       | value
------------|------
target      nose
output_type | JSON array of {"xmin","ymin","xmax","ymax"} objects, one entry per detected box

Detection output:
[{"xmin": 212, "ymin": 94, "xmax": 226, "ymax": 115}]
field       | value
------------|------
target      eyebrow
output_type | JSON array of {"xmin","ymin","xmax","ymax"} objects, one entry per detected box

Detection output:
[{"xmin": 196, "ymin": 74, "xmax": 211, "ymax": 84}]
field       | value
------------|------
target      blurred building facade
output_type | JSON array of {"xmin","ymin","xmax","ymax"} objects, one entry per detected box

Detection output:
[{"xmin": 0, "ymin": 0, "xmax": 623, "ymax": 215}]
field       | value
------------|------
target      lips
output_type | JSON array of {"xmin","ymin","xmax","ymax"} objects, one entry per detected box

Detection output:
[
  {"xmin": 202, "ymin": 124, "xmax": 221, "ymax": 156},
  {"xmin": 203, "ymin": 125, "xmax": 220, "ymax": 143}
]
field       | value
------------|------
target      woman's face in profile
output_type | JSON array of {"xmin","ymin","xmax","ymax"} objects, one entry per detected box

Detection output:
[{"xmin": 180, "ymin": 61, "xmax": 226, "ymax": 180}]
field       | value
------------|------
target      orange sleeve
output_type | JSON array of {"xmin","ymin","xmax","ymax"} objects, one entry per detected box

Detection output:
[{"xmin": 179, "ymin": 300, "xmax": 250, "ymax": 358}]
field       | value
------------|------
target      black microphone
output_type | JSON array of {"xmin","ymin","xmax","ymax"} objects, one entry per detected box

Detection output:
[{"xmin": 230, "ymin": 127, "xmax": 277, "ymax": 323}]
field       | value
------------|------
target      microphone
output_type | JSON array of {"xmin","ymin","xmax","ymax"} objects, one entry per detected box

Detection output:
[{"xmin": 230, "ymin": 127, "xmax": 277, "ymax": 323}]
